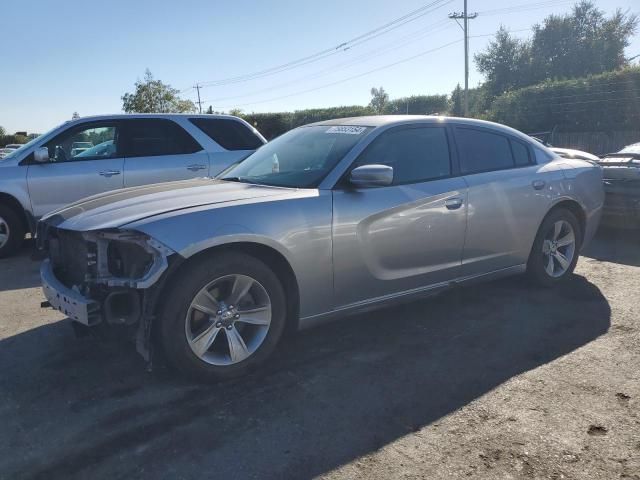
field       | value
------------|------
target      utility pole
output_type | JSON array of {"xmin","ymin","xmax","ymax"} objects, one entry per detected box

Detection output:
[
  {"xmin": 449, "ymin": 1, "xmax": 477, "ymax": 116},
  {"xmin": 195, "ymin": 83, "xmax": 202, "ymax": 114}
]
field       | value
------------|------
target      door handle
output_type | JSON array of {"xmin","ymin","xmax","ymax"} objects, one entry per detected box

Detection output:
[
  {"xmin": 187, "ymin": 164, "xmax": 207, "ymax": 172},
  {"xmin": 532, "ymin": 179, "xmax": 546, "ymax": 190},
  {"xmin": 99, "ymin": 170, "xmax": 121, "ymax": 177},
  {"xmin": 445, "ymin": 197, "xmax": 464, "ymax": 210}
]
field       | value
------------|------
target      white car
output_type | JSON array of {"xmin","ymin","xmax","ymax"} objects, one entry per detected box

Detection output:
[
  {"xmin": 0, "ymin": 148, "xmax": 15, "ymax": 159},
  {"xmin": 550, "ymin": 147, "xmax": 600, "ymax": 163}
]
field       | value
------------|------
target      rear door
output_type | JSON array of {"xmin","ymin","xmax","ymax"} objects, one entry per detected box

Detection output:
[
  {"xmin": 453, "ymin": 126, "xmax": 553, "ymax": 277},
  {"xmin": 27, "ymin": 121, "xmax": 124, "ymax": 217},
  {"xmin": 332, "ymin": 124, "xmax": 468, "ymax": 308},
  {"xmin": 121, "ymin": 118, "xmax": 209, "ymax": 187}
]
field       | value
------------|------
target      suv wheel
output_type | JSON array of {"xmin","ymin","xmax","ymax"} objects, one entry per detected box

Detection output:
[
  {"xmin": 0, "ymin": 205, "xmax": 25, "ymax": 259},
  {"xmin": 159, "ymin": 252, "xmax": 287, "ymax": 381},
  {"xmin": 527, "ymin": 208, "xmax": 582, "ymax": 287}
]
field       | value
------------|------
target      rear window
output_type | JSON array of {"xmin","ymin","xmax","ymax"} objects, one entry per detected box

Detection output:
[
  {"xmin": 121, "ymin": 119, "xmax": 202, "ymax": 157},
  {"xmin": 190, "ymin": 118, "xmax": 264, "ymax": 151},
  {"xmin": 456, "ymin": 127, "xmax": 514, "ymax": 174},
  {"xmin": 510, "ymin": 139, "xmax": 531, "ymax": 166}
]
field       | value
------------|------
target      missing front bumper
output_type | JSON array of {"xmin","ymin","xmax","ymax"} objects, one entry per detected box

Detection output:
[{"xmin": 40, "ymin": 259, "xmax": 101, "ymax": 326}]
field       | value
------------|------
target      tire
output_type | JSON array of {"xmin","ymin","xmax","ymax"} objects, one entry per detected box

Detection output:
[
  {"xmin": 158, "ymin": 251, "xmax": 287, "ymax": 381},
  {"xmin": 0, "ymin": 204, "xmax": 25, "ymax": 259},
  {"xmin": 527, "ymin": 208, "xmax": 582, "ymax": 287}
]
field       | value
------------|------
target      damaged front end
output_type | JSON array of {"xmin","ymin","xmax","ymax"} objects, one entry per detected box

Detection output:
[{"xmin": 39, "ymin": 225, "xmax": 180, "ymax": 363}]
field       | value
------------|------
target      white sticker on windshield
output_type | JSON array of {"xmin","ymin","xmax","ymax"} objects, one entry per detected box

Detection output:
[{"xmin": 325, "ymin": 126, "xmax": 366, "ymax": 135}]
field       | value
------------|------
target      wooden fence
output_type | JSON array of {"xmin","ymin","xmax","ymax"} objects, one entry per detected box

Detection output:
[{"xmin": 549, "ymin": 130, "xmax": 640, "ymax": 155}]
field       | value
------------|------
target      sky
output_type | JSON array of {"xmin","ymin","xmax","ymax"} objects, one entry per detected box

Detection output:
[{"xmin": 1, "ymin": 0, "xmax": 638, "ymax": 134}]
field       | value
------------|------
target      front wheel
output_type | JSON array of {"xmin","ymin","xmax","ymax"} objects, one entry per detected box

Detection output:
[
  {"xmin": 158, "ymin": 252, "xmax": 287, "ymax": 381},
  {"xmin": 0, "ymin": 205, "xmax": 25, "ymax": 259},
  {"xmin": 527, "ymin": 208, "xmax": 582, "ymax": 287}
]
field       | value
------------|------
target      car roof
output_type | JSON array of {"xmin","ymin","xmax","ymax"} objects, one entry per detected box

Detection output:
[
  {"xmin": 308, "ymin": 115, "xmax": 537, "ymax": 143},
  {"xmin": 68, "ymin": 113, "xmax": 244, "ymax": 123}
]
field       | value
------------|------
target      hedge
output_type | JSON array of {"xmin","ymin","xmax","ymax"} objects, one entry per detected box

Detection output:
[{"xmin": 487, "ymin": 67, "xmax": 640, "ymax": 132}]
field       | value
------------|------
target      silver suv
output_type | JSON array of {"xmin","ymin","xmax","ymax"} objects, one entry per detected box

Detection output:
[{"xmin": 0, "ymin": 114, "xmax": 265, "ymax": 257}]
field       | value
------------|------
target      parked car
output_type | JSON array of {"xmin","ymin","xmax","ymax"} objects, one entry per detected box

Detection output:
[
  {"xmin": 550, "ymin": 147, "xmax": 600, "ymax": 163},
  {"xmin": 70, "ymin": 141, "xmax": 94, "ymax": 156},
  {"xmin": 38, "ymin": 116, "xmax": 603, "ymax": 380},
  {"xmin": 0, "ymin": 114, "xmax": 266, "ymax": 257},
  {"xmin": 597, "ymin": 142, "xmax": 640, "ymax": 228},
  {"xmin": 4, "ymin": 144, "xmax": 24, "ymax": 149},
  {"xmin": 0, "ymin": 148, "xmax": 15, "ymax": 159}
]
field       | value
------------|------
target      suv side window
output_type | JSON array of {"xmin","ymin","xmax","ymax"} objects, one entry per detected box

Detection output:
[
  {"xmin": 456, "ymin": 127, "xmax": 515, "ymax": 174},
  {"xmin": 189, "ymin": 118, "xmax": 264, "ymax": 150},
  {"xmin": 121, "ymin": 119, "xmax": 202, "ymax": 157},
  {"xmin": 355, "ymin": 126, "xmax": 451, "ymax": 185},
  {"xmin": 45, "ymin": 124, "xmax": 118, "ymax": 162}
]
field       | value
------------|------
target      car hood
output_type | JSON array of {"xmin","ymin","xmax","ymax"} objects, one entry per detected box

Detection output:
[{"xmin": 41, "ymin": 178, "xmax": 299, "ymax": 231}]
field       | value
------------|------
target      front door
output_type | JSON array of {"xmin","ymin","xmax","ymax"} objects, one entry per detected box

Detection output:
[
  {"xmin": 27, "ymin": 122, "xmax": 124, "ymax": 217},
  {"xmin": 120, "ymin": 118, "xmax": 210, "ymax": 187},
  {"xmin": 332, "ymin": 125, "xmax": 468, "ymax": 309}
]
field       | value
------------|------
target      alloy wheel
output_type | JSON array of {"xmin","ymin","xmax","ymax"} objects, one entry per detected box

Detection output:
[
  {"xmin": 541, "ymin": 220, "xmax": 576, "ymax": 278},
  {"xmin": 185, "ymin": 274, "xmax": 272, "ymax": 366},
  {"xmin": 0, "ymin": 217, "xmax": 9, "ymax": 249}
]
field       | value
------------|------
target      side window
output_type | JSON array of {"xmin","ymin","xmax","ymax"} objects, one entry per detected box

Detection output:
[
  {"xmin": 121, "ymin": 119, "xmax": 202, "ymax": 157},
  {"xmin": 456, "ymin": 127, "xmax": 514, "ymax": 174},
  {"xmin": 534, "ymin": 146, "xmax": 554, "ymax": 164},
  {"xmin": 45, "ymin": 125, "xmax": 118, "ymax": 162},
  {"xmin": 355, "ymin": 126, "xmax": 451, "ymax": 185},
  {"xmin": 189, "ymin": 118, "xmax": 264, "ymax": 151},
  {"xmin": 510, "ymin": 139, "xmax": 531, "ymax": 166}
]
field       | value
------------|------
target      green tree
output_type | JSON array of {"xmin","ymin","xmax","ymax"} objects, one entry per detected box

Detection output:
[
  {"xmin": 122, "ymin": 69, "xmax": 196, "ymax": 113},
  {"xmin": 475, "ymin": 2, "xmax": 638, "ymax": 96},
  {"xmin": 369, "ymin": 86, "xmax": 389, "ymax": 114},
  {"xmin": 449, "ymin": 84, "xmax": 464, "ymax": 116},
  {"xmin": 529, "ymin": 1, "xmax": 638, "ymax": 83},
  {"xmin": 475, "ymin": 26, "xmax": 531, "ymax": 97}
]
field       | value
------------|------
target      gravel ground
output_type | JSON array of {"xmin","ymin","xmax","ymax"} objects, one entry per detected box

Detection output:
[{"xmin": 0, "ymin": 229, "xmax": 638, "ymax": 480}]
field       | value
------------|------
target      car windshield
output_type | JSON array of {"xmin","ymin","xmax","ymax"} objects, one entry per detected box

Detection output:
[{"xmin": 219, "ymin": 125, "xmax": 373, "ymax": 188}]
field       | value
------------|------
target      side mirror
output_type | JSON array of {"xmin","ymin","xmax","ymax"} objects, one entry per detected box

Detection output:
[
  {"xmin": 33, "ymin": 147, "xmax": 50, "ymax": 163},
  {"xmin": 349, "ymin": 164, "xmax": 393, "ymax": 187}
]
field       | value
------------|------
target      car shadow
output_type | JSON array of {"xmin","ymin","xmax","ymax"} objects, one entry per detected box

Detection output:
[
  {"xmin": 0, "ymin": 273, "xmax": 610, "ymax": 480},
  {"xmin": 583, "ymin": 226, "xmax": 640, "ymax": 267},
  {"xmin": 0, "ymin": 239, "xmax": 41, "ymax": 292}
]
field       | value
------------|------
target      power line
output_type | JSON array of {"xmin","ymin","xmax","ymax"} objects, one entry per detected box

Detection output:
[
  {"xmin": 200, "ymin": 20, "xmax": 454, "ymax": 104},
  {"xmin": 192, "ymin": 0, "xmax": 453, "ymax": 89},
  {"xmin": 211, "ymin": 39, "xmax": 462, "ymax": 110},
  {"xmin": 477, "ymin": 0, "xmax": 573, "ymax": 16},
  {"xmin": 200, "ymin": 27, "xmax": 538, "ymax": 109}
]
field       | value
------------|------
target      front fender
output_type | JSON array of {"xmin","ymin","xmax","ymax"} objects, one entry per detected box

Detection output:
[{"xmin": 124, "ymin": 193, "xmax": 334, "ymax": 319}]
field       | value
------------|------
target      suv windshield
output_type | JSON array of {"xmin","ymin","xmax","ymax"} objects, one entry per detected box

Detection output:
[{"xmin": 220, "ymin": 125, "xmax": 372, "ymax": 188}]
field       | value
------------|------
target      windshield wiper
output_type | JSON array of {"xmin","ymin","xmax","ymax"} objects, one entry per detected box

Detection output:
[{"xmin": 220, "ymin": 176, "xmax": 246, "ymax": 182}]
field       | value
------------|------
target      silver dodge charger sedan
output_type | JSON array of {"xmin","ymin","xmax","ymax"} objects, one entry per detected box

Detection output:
[{"xmin": 38, "ymin": 116, "xmax": 603, "ymax": 380}]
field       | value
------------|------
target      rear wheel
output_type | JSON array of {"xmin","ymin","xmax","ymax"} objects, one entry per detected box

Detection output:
[
  {"xmin": 0, "ymin": 204, "xmax": 25, "ymax": 259},
  {"xmin": 527, "ymin": 208, "xmax": 581, "ymax": 287},
  {"xmin": 159, "ymin": 251, "xmax": 287, "ymax": 381}
]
